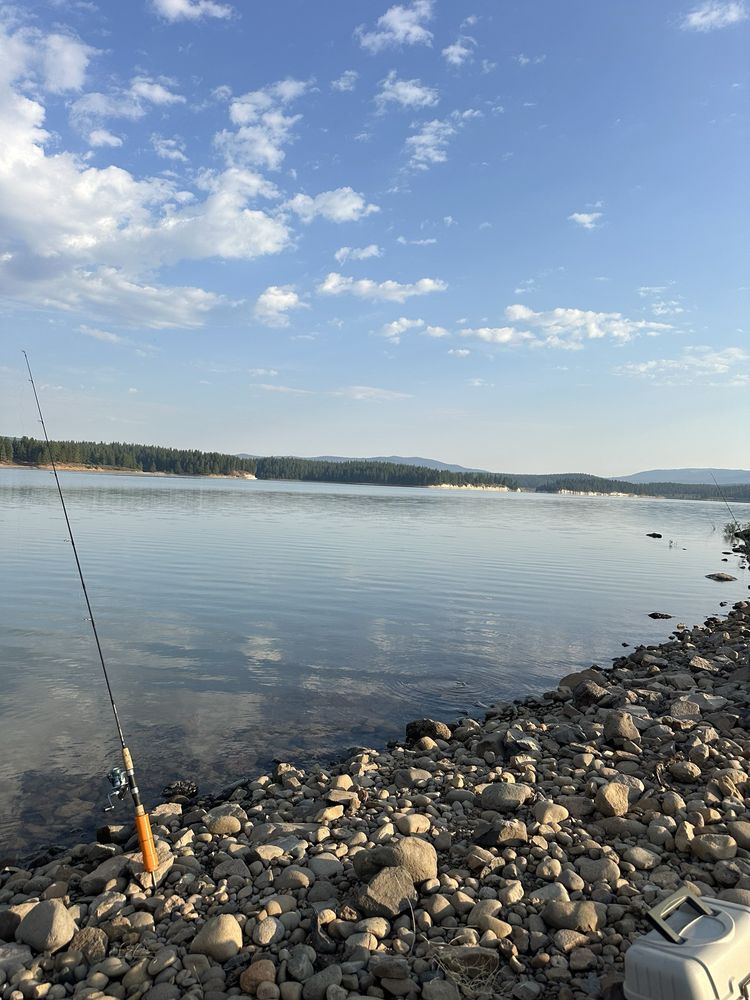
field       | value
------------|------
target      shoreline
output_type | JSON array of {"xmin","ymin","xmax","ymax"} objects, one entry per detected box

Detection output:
[
  {"xmin": 1, "ymin": 603, "xmax": 748, "ymax": 999},
  {"xmin": 0, "ymin": 462, "xmax": 256, "ymax": 480}
]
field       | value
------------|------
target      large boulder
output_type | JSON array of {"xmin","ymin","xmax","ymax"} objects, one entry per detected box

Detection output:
[
  {"xmin": 17, "ymin": 900, "xmax": 76, "ymax": 954},
  {"xmin": 480, "ymin": 782, "xmax": 533, "ymax": 812}
]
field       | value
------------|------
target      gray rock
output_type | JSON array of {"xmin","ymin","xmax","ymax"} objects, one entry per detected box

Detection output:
[
  {"xmin": 393, "ymin": 767, "xmax": 432, "ymax": 786},
  {"xmin": 69, "ymin": 926, "xmax": 108, "ymax": 963},
  {"xmin": 576, "ymin": 856, "xmax": 620, "ymax": 886},
  {"xmin": 727, "ymin": 821, "xmax": 750, "ymax": 850},
  {"xmin": 474, "ymin": 818, "xmax": 528, "ymax": 847},
  {"xmin": 189, "ymin": 914, "xmax": 242, "ymax": 961},
  {"xmin": 17, "ymin": 900, "xmax": 76, "ymax": 954},
  {"xmin": 371, "ymin": 837, "xmax": 438, "ymax": 883},
  {"xmin": 80, "ymin": 854, "xmax": 130, "ymax": 895},
  {"xmin": 301, "ymin": 964, "xmax": 342, "ymax": 1000},
  {"xmin": 422, "ymin": 981, "xmax": 460, "ymax": 1000},
  {"xmin": 603, "ymin": 711, "xmax": 640, "ymax": 745},
  {"xmin": 594, "ymin": 783, "xmax": 630, "ymax": 818},
  {"xmin": 480, "ymin": 782, "xmax": 533, "ymax": 812},
  {"xmin": 0, "ymin": 942, "xmax": 33, "ymax": 973},
  {"xmin": 353, "ymin": 866, "xmax": 417, "ymax": 918},
  {"xmin": 286, "ymin": 944, "xmax": 315, "ymax": 982},
  {"xmin": 405, "ymin": 719, "xmax": 451, "ymax": 743},
  {"xmin": 541, "ymin": 901, "xmax": 607, "ymax": 933},
  {"xmin": 690, "ymin": 835, "xmax": 737, "ymax": 862}
]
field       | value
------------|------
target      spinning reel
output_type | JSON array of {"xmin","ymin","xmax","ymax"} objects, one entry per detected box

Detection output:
[{"xmin": 104, "ymin": 765, "xmax": 129, "ymax": 812}]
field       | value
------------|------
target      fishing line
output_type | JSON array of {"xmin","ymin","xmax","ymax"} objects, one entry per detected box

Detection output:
[
  {"xmin": 22, "ymin": 351, "xmax": 159, "ymax": 881},
  {"xmin": 710, "ymin": 472, "xmax": 740, "ymax": 531}
]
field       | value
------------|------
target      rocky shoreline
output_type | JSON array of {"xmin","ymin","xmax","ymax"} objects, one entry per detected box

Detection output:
[{"xmin": 2, "ymin": 602, "xmax": 749, "ymax": 1000}]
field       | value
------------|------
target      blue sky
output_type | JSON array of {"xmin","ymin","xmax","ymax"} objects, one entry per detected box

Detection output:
[{"xmin": 1, "ymin": 0, "xmax": 748, "ymax": 474}]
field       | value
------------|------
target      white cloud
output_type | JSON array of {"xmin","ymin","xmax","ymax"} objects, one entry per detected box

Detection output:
[
  {"xmin": 334, "ymin": 385, "xmax": 412, "ymax": 400},
  {"xmin": 151, "ymin": 0, "xmax": 233, "ymax": 21},
  {"xmin": 80, "ymin": 324, "xmax": 123, "ymax": 344},
  {"xmin": 404, "ymin": 110, "xmax": 479, "ymax": 171},
  {"xmin": 254, "ymin": 285, "xmax": 306, "ymax": 327},
  {"xmin": 152, "ymin": 134, "xmax": 187, "ymax": 161},
  {"xmin": 460, "ymin": 326, "xmax": 534, "ymax": 345},
  {"xmin": 568, "ymin": 211, "xmax": 603, "ymax": 229},
  {"xmin": 468, "ymin": 378, "xmax": 492, "ymax": 387},
  {"xmin": 515, "ymin": 53, "xmax": 546, "ymax": 67},
  {"xmin": 356, "ymin": 1, "xmax": 433, "ymax": 52},
  {"xmin": 516, "ymin": 304, "xmax": 670, "ymax": 348},
  {"xmin": 397, "ymin": 236, "xmax": 437, "ymax": 246},
  {"xmin": 376, "ymin": 71, "xmax": 438, "ymax": 111},
  {"xmin": 249, "ymin": 368, "xmax": 278, "ymax": 376},
  {"xmin": 331, "ymin": 70, "xmax": 358, "ymax": 92},
  {"xmin": 42, "ymin": 34, "xmax": 95, "ymax": 93},
  {"xmin": 616, "ymin": 346, "xmax": 749, "ymax": 384},
  {"xmin": 317, "ymin": 272, "xmax": 447, "ymax": 303},
  {"xmin": 257, "ymin": 383, "xmax": 311, "ymax": 395},
  {"xmin": 442, "ymin": 36, "xmax": 476, "ymax": 67},
  {"xmin": 425, "ymin": 325, "xmax": 449, "ymax": 337},
  {"xmin": 286, "ymin": 187, "xmax": 379, "ymax": 224},
  {"xmin": 381, "ymin": 316, "xmax": 424, "ymax": 342},
  {"xmin": 405, "ymin": 118, "xmax": 456, "ymax": 169},
  {"xmin": 448, "ymin": 348, "xmax": 470, "ymax": 356},
  {"xmin": 335, "ymin": 244, "xmax": 382, "ymax": 264},
  {"xmin": 71, "ymin": 76, "xmax": 186, "ymax": 131},
  {"xmin": 681, "ymin": 1, "xmax": 747, "ymax": 31},
  {"xmin": 88, "ymin": 129, "xmax": 122, "ymax": 148},
  {"xmin": 216, "ymin": 78, "xmax": 308, "ymax": 171}
]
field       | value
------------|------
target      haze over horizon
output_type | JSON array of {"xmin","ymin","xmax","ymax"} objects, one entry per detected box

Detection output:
[{"xmin": 1, "ymin": 1, "xmax": 748, "ymax": 476}]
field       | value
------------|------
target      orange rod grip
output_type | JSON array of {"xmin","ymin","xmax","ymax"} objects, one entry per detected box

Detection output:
[{"xmin": 134, "ymin": 810, "xmax": 159, "ymax": 873}]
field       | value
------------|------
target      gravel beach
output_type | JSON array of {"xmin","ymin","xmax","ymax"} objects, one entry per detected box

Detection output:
[{"xmin": 1, "ymin": 600, "xmax": 749, "ymax": 1000}]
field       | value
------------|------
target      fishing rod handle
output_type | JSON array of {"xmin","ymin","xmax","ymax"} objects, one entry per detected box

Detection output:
[{"xmin": 121, "ymin": 747, "xmax": 159, "ymax": 873}]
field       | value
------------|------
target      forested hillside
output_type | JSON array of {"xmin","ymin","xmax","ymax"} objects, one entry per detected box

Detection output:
[
  {"xmin": 254, "ymin": 456, "xmax": 516, "ymax": 488},
  {"xmin": 528, "ymin": 473, "xmax": 750, "ymax": 502}
]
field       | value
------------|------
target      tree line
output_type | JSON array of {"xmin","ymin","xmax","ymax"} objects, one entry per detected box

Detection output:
[
  {"xmin": 254, "ymin": 456, "xmax": 517, "ymax": 488},
  {"xmin": 0, "ymin": 436, "xmax": 256, "ymax": 477}
]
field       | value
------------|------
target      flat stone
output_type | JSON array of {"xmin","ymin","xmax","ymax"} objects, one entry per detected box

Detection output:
[
  {"xmin": 80, "ymin": 855, "xmax": 130, "ymax": 895},
  {"xmin": 69, "ymin": 926, "xmax": 108, "ymax": 963},
  {"xmin": 576, "ymin": 856, "xmax": 620, "ymax": 886},
  {"xmin": 727, "ymin": 821, "xmax": 750, "ymax": 850},
  {"xmin": 690, "ymin": 835, "xmax": 737, "ymax": 862},
  {"xmin": 301, "ymin": 964, "xmax": 342, "ymax": 1000}
]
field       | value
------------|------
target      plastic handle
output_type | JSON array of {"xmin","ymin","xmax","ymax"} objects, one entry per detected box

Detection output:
[{"xmin": 646, "ymin": 885, "xmax": 713, "ymax": 944}]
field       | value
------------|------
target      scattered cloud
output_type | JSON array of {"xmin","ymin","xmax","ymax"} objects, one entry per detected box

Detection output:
[
  {"xmin": 356, "ymin": 1, "xmax": 433, "ymax": 53},
  {"xmin": 376, "ymin": 71, "xmax": 438, "ymax": 111},
  {"xmin": 42, "ymin": 34, "xmax": 96, "ymax": 93},
  {"xmin": 515, "ymin": 53, "xmax": 546, "ymax": 67},
  {"xmin": 317, "ymin": 272, "xmax": 447, "ymax": 303},
  {"xmin": 568, "ymin": 211, "xmax": 603, "ymax": 230},
  {"xmin": 151, "ymin": 134, "xmax": 187, "ymax": 161},
  {"xmin": 71, "ymin": 75, "xmax": 186, "ymax": 131},
  {"xmin": 335, "ymin": 244, "xmax": 382, "ymax": 264},
  {"xmin": 616, "ymin": 346, "xmax": 749, "ymax": 384},
  {"xmin": 397, "ymin": 236, "xmax": 437, "ymax": 246},
  {"xmin": 151, "ymin": 0, "xmax": 233, "ymax": 21},
  {"xmin": 681, "ymin": 1, "xmax": 747, "ymax": 31},
  {"xmin": 257, "ymin": 383, "xmax": 311, "ymax": 394},
  {"xmin": 448, "ymin": 348, "xmax": 470, "ymax": 356},
  {"xmin": 460, "ymin": 326, "xmax": 534, "ymax": 345},
  {"xmin": 331, "ymin": 70, "xmax": 358, "ymax": 92},
  {"xmin": 381, "ymin": 316, "xmax": 424, "ymax": 342},
  {"xmin": 130, "ymin": 76, "xmax": 186, "ymax": 105},
  {"xmin": 468, "ymin": 377, "xmax": 492, "ymax": 387},
  {"xmin": 334, "ymin": 385, "xmax": 412, "ymax": 400},
  {"xmin": 286, "ymin": 187, "xmax": 379, "ymax": 224},
  {"xmin": 254, "ymin": 285, "xmax": 306, "ymax": 327},
  {"xmin": 405, "ymin": 110, "xmax": 479, "ymax": 171},
  {"xmin": 637, "ymin": 283, "xmax": 684, "ymax": 318},
  {"xmin": 88, "ymin": 128, "xmax": 122, "ymax": 147},
  {"xmin": 442, "ymin": 36, "xmax": 476, "ymax": 67},
  {"xmin": 216, "ymin": 78, "xmax": 308, "ymax": 171},
  {"xmin": 248, "ymin": 368, "xmax": 278, "ymax": 376},
  {"xmin": 80, "ymin": 324, "xmax": 123, "ymax": 344},
  {"xmin": 425, "ymin": 325, "xmax": 449, "ymax": 337}
]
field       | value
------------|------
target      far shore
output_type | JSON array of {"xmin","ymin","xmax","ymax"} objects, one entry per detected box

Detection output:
[{"xmin": 0, "ymin": 462, "xmax": 257, "ymax": 480}]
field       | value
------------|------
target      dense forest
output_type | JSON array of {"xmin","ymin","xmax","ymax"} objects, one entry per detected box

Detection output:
[
  {"xmin": 254, "ymin": 456, "xmax": 517, "ymax": 488},
  {"xmin": 0, "ymin": 436, "xmax": 256, "ymax": 477}
]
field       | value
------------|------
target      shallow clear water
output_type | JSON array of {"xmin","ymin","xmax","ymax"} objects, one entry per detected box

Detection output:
[{"xmin": 0, "ymin": 468, "xmax": 747, "ymax": 859}]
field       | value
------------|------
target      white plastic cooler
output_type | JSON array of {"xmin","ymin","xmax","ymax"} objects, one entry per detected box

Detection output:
[{"xmin": 624, "ymin": 885, "xmax": 750, "ymax": 1000}]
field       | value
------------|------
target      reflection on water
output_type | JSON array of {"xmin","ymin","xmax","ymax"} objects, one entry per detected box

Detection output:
[{"xmin": 1, "ymin": 468, "xmax": 747, "ymax": 859}]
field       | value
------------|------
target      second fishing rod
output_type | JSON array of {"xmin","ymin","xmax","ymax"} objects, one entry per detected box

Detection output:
[{"xmin": 23, "ymin": 352, "xmax": 159, "ymax": 881}]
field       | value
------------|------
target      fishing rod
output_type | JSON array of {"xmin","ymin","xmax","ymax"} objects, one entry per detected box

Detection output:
[
  {"xmin": 22, "ymin": 351, "xmax": 158, "ymax": 881},
  {"xmin": 710, "ymin": 472, "xmax": 740, "ymax": 532}
]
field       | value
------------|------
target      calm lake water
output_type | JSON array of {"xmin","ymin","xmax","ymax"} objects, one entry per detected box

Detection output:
[{"xmin": 1, "ymin": 468, "xmax": 747, "ymax": 859}]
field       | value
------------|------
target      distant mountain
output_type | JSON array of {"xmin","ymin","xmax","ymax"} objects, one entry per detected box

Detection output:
[
  {"xmin": 615, "ymin": 468, "xmax": 750, "ymax": 486},
  {"xmin": 237, "ymin": 453, "xmax": 488, "ymax": 474}
]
